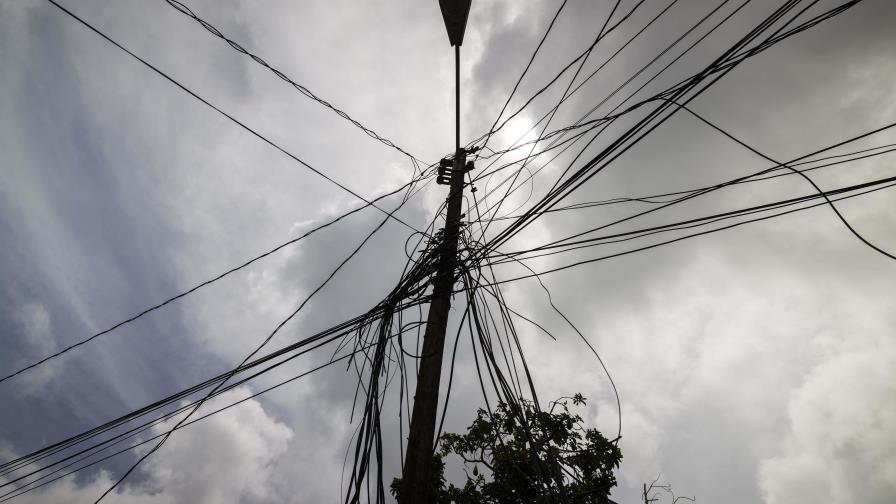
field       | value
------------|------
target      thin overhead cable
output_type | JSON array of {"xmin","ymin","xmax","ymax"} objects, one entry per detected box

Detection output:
[
  {"xmin": 11, "ymin": 3, "xmax": 879, "ymax": 503},
  {"xmin": 477, "ymin": 175, "xmax": 896, "ymax": 287},
  {"xmin": 474, "ymin": 0, "xmax": 652, "ymax": 148},
  {"xmin": 510, "ymin": 119, "xmax": 896, "ymax": 260},
  {"xmin": 2, "ymin": 179, "xmax": 450, "ymax": 502},
  {"xmin": 161, "ymin": 0, "xmax": 426, "ymax": 167},
  {"xmin": 482, "ymin": 1, "xmax": 862, "ymax": 256},
  {"xmin": 669, "ymin": 99, "xmax": 896, "ymax": 261},
  {"xmin": 92, "ymin": 182, "xmax": 422, "ymax": 502},
  {"xmin": 482, "ymin": 142, "xmax": 896, "ymax": 222},
  {"xmin": 0, "ymin": 177, "xmax": 425, "ymax": 386},
  {"xmin": 0, "ymin": 336, "xmax": 408, "ymax": 502},
  {"xmin": 0, "ymin": 300, "xmax": 422, "ymax": 479},
  {"xmin": 478, "ymin": 0, "xmax": 631, "ymax": 236},
  {"xmin": 2, "ymin": 0, "xmax": 433, "ymax": 388},
  {"xmin": 492, "ymin": 174, "xmax": 896, "ymax": 264},
  {"xmin": 43, "ymin": 0, "xmax": 423, "ymax": 234},
  {"xmin": 477, "ymin": 0, "xmax": 570, "ymax": 157},
  {"xmin": 468, "ymin": 0, "xmax": 751, "ymax": 227}
]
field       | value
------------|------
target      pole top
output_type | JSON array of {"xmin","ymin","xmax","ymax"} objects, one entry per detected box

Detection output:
[{"xmin": 438, "ymin": 0, "xmax": 472, "ymax": 47}]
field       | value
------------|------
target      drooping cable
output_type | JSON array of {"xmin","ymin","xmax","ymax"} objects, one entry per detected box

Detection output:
[{"xmin": 161, "ymin": 0, "xmax": 426, "ymax": 167}]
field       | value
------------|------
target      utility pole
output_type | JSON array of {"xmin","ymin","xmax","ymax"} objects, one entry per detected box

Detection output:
[{"xmin": 399, "ymin": 1, "xmax": 472, "ymax": 502}]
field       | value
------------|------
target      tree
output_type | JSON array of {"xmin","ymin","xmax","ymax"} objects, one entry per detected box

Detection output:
[
  {"xmin": 392, "ymin": 394, "xmax": 622, "ymax": 503},
  {"xmin": 642, "ymin": 474, "xmax": 695, "ymax": 504}
]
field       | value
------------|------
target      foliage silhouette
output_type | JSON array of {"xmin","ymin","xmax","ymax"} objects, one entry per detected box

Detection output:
[{"xmin": 392, "ymin": 393, "xmax": 621, "ymax": 503}]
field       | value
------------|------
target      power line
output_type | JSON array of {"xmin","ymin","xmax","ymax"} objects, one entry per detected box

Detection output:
[
  {"xmin": 161, "ymin": 0, "xmax": 427, "ymax": 167},
  {"xmin": 468, "ymin": 0, "xmax": 752, "ymax": 229},
  {"xmin": 0, "ymin": 177, "xmax": 424, "ymax": 386},
  {"xmin": 471, "ymin": 0, "xmax": 652, "ymax": 149},
  {"xmin": 491, "ymin": 173, "xmax": 896, "ymax": 264},
  {"xmin": 481, "ymin": 142, "xmax": 896, "ymax": 222},
  {"xmin": 1, "ymin": 0, "xmax": 435, "ymax": 388},
  {"xmin": 0, "ymin": 299, "xmax": 421, "ymax": 478},
  {"xmin": 92, "ymin": 177, "xmax": 423, "ymax": 502},
  {"xmin": 498, "ymin": 119, "xmax": 896, "ymax": 263},
  {"xmin": 475, "ymin": 175, "xmax": 896, "ymax": 288},
  {"xmin": 43, "ymin": 0, "xmax": 423, "ymax": 234},
  {"xmin": 480, "ymin": 1, "xmax": 862, "ymax": 257},
  {"xmin": 0, "ymin": 335, "xmax": 411, "ymax": 502},
  {"xmin": 476, "ymin": 0, "xmax": 569, "ymax": 156},
  {"xmin": 8, "ymin": 2, "xmax": 883, "ymax": 503},
  {"xmin": 1, "ymin": 177, "xmax": 452, "ymax": 503},
  {"xmin": 668, "ymin": 99, "xmax": 896, "ymax": 261},
  {"xmin": 477, "ymin": 0, "xmax": 634, "ymax": 239}
]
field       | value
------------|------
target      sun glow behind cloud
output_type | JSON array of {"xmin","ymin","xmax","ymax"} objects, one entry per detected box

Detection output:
[{"xmin": 2, "ymin": 1, "xmax": 895, "ymax": 503}]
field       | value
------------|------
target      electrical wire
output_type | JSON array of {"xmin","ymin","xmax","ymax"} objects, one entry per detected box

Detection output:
[
  {"xmin": 43, "ymin": 0, "xmax": 423, "ymax": 234},
  {"xmin": 161, "ymin": 0, "xmax": 427, "ymax": 168}
]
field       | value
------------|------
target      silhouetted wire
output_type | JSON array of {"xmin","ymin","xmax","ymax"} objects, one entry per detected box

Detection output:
[
  {"xmin": 500, "ymin": 255, "xmax": 622, "ymax": 441},
  {"xmin": 161, "ymin": 0, "xmax": 426, "ymax": 168},
  {"xmin": 471, "ymin": 0, "xmax": 685, "ymax": 175},
  {"xmin": 0, "ymin": 303, "xmax": 429, "ymax": 486},
  {"xmin": 465, "ymin": 266, "xmax": 566, "ymax": 497},
  {"xmin": 0, "ymin": 286, "xmax": 431, "ymax": 470},
  {"xmin": 432, "ymin": 305, "xmax": 472, "ymax": 449},
  {"xmin": 0, "ymin": 333, "xmax": 415, "ymax": 502},
  {"xmin": 0, "ymin": 291, "xmax": 434, "ymax": 495},
  {"xmin": 474, "ymin": 133, "xmax": 896, "ymax": 282},
  {"xmin": 0, "ymin": 176, "xmax": 426, "ymax": 386},
  {"xmin": 340, "ymin": 199, "xmax": 463, "ymax": 503},
  {"xmin": 476, "ymin": 0, "xmax": 570, "ymax": 158},
  {"xmin": 481, "ymin": 0, "xmax": 677, "ymax": 242},
  {"xmin": 494, "ymin": 119, "xmax": 896, "ymax": 264},
  {"xmin": 450, "ymin": 11, "xmax": 871, "ymax": 499},
  {"xmin": 652, "ymin": 0, "xmax": 861, "ymax": 103},
  {"xmin": 470, "ymin": 0, "xmax": 745, "ymax": 218},
  {"xmin": 450, "ymin": 220, "xmax": 578, "ymax": 497},
  {"xmin": 479, "ymin": 0, "xmax": 630, "ymax": 235},
  {"xmin": 471, "ymin": 0, "xmax": 652, "ymax": 149},
  {"xmin": 480, "ymin": 1, "xmax": 861, "ymax": 257},
  {"xmin": 92, "ymin": 177, "xmax": 422, "ymax": 502},
  {"xmin": 482, "ymin": 142, "xmax": 896, "ymax": 223},
  {"xmin": 471, "ymin": 0, "xmax": 836, "ymax": 224},
  {"xmin": 456, "ymin": 4, "xmax": 868, "ymax": 450},
  {"xmin": 468, "ymin": 0, "xmax": 748, "ymax": 231},
  {"xmin": 489, "ymin": 174, "xmax": 896, "ymax": 265},
  {"xmin": 6, "ymin": 0, "xmax": 439, "ymax": 392},
  {"xmin": 534, "ymin": 0, "xmax": 744, "ymax": 182},
  {"xmin": 43, "ymin": 0, "xmax": 422, "ymax": 233},
  {"xmin": 16, "ymin": 296, "xmax": 438, "ymax": 500},
  {"xmin": 474, "ymin": 176, "xmax": 896, "ymax": 290},
  {"xmin": 667, "ymin": 99, "xmax": 896, "ymax": 261}
]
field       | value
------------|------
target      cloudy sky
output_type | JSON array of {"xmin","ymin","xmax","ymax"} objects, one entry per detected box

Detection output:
[{"xmin": 1, "ymin": 0, "xmax": 895, "ymax": 502}]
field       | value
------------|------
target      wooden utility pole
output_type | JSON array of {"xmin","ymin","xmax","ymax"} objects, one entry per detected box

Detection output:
[
  {"xmin": 399, "ymin": 145, "xmax": 466, "ymax": 502},
  {"xmin": 399, "ymin": 2, "xmax": 472, "ymax": 502}
]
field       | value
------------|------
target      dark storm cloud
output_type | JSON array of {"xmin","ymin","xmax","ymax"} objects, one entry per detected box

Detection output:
[
  {"xmin": 2, "ymin": 1, "xmax": 895, "ymax": 503},
  {"xmin": 0, "ymin": 1, "xmax": 225, "ymax": 467}
]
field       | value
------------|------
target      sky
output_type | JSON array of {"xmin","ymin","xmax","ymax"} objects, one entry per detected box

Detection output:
[{"xmin": 1, "ymin": 0, "xmax": 895, "ymax": 503}]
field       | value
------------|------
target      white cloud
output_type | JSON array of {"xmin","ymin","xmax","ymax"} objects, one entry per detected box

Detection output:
[
  {"xmin": 4, "ymin": 387, "xmax": 293, "ymax": 504},
  {"xmin": 497, "ymin": 247, "xmax": 896, "ymax": 502},
  {"xmin": 759, "ymin": 343, "xmax": 896, "ymax": 504},
  {"xmin": 12, "ymin": 303, "xmax": 60, "ymax": 394},
  {"xmin": 2, "ymin": 1, "xmax": 896, "ymax": 502},
  {"xmin": 15, "ymin": 303, "xmax": 53, "ymax": 355}
]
